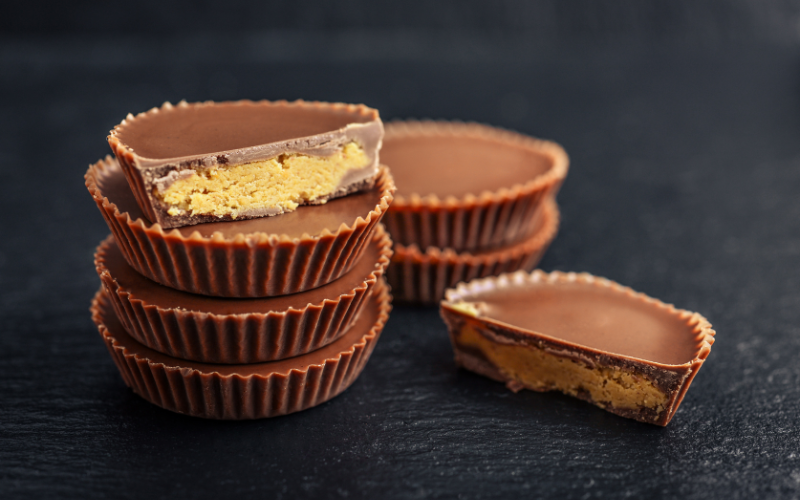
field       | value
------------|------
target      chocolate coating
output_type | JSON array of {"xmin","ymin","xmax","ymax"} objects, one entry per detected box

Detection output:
[
  {"xmin": 463, "ymin": 281, "xmax": 699, "ymax": 365},
  {"xmin": 114, "ymin": 101, "xmax": 377, "ymax": 161},
  {"xmin": 383, "ymin": 130, "xmax": 552, "ymax": 199}
]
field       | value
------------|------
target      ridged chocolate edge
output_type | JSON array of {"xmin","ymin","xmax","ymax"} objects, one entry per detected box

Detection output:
[
  {"xmin": 386, "ymin": 198, "xmax": 559, "ymax": 305},
  {"xmin": 109, "ymin": 99, "xmax": 381, "ymax": 224},
  {"xmin": 85, "ymin": 156, "xmax": 396, "ymax": 297},
  {"xmin": 95, "ymin": 225, "xmax": 393, "ymax": 364},
  {"xmin": 383, "ymin": 120, "xmax": 568, "ymax": 252},
  {"xmin": 441, "ymin": 270, "xmax": 716, "ymax": 426},
  {"xmin": 91, "ymin": 279, "xmax": 392, "ymax": 420}
]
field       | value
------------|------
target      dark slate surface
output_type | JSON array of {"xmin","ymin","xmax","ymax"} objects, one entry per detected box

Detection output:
[{"xmin": 2, "ymin": 32, "xmax": 800, "ymax": 499}]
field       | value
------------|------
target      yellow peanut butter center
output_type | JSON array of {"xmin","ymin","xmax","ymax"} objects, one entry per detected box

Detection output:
[
  {"xmin": 457, "ymin": 323, "xmax": 668, "ymax": 411},
  {"xmin": 157, "ymin": 142, "xmax": 370, "ymax": 218}
]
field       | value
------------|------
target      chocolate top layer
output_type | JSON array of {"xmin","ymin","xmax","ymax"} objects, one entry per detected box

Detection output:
[
  {"xmin": 96, "ymin": 158, "xmax": 385, "ymax": 239},
  {"xmin": 450, "ymin": 277, "xmax": 701, "ymax": 365},
  {"xmin": 96, "ymin": 285, "xmax": 384, "ymax": 375},
  {"xmin": 382, "ymin": 127, "xmax": 554, "ymax": 199},
  {"xmin": 100, "ymin": 234, "xmax": 383, "ymax": 315},
  {"xmin": 113, "ymin": 100, "xmax": 380, "ymax": 163}
]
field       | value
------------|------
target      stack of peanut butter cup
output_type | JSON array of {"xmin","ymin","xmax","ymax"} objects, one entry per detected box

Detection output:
[
  {"xmin": 85, "ymin": 100, "xmax": 396, "ymax": 419},
  {"xmin": 381, "ymin": 121, "xmax": 568, "ymax": 304}
]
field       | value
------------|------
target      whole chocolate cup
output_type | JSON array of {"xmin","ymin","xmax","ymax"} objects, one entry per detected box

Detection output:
[
  {"xmin": 85, "ymin": 156, "xmax": 395, "ymax": 297},
  {"xmin": 440, "ymin": 271, "xmax": 716, "ymax": 426},
  {"xmin": 386, "ymin": 197, "xmax": 559, "ymax": 305},
  {"xmin": 382, "ymin": 121, "xmax": 568, "ymax": 252},
  {"xmin": 95, "ymin": 225, "xmax": 392, "ymax": 364},
  {"xmin": 91, "ymin": 280, "xmax": 391, "ymax": 420}
]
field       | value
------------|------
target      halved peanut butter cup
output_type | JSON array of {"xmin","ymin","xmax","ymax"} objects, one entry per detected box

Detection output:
[
  {"xmin": 85, "ymin": 156, "xmax": 395, "ymax": 297},
  {"xmin": 108, "ymin": 100, "xmax": 384, "ymax": 229},
  {"xmin": 91, "ymin": 279, "xmax": 391, "ymax": 420},
  {"xmin": 440, "ymin": 271, "xmax": 716, "ymax": 426},
  {"xmin": 387, "ymin": 198, "xmax": 559, "ymax": 305},
  {"xmin": 95, "ymin": 225, "xmax": 391, "ymax": 364},
  {"xmin": 382, "ymin": 120, "xmax": 568, "ymax": 252}
]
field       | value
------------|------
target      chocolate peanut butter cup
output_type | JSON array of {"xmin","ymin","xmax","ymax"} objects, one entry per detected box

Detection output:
[
  {"xmin": 382, "ymin": 121, "xmax": 568, "ymax": 252},
  {"xmin": 108, "ymin": 100, "xmax": 384, "ymax": 229},
  {"xmin": 95, "ymin": 225, "xmax": 391, "ymax": 363},
  {"xmin": 91, "ymin": 280, "xmax": 391, "ymax": 420},
  {"xmin": 387, "ymin": 198, "xmax": 559, "ymax": 305},
  {"xmin": 440, "ymin": 271, "xmax": 716, "ymax": 426},
  {"xmin": 85, "ymin": 156, "xmax": 395, "ymax": 297}
]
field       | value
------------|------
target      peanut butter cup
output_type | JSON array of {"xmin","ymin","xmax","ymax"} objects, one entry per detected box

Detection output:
[
  {"xmin": 91, "ymin": 280, "xmax": 391, "ymax": 420},
  {"xmin": 96, "ymin": 225, "xmax": 391, "ymax": 364},
  {"xmin": 440, "ymin": 271, "xmax": 715, "ymax": 426},
  {"xmin": 387, "ymin": 198, "xmax": 559, "ymax": 304},
  {"xmin": 86, "ymin": 156, "xmax": 395, "ymax": 297},
  {"xmin": 109, "ymin": 100, "xmax": 384, "ymax": 229},
  {"xmin": 382, "ymin": 121, "xmax": 568, "ymax": 252}
]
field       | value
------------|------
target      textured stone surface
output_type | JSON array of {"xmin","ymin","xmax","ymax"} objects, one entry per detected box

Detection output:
[{"xmin": 2, "ymin": 32, "xmax": 800, "ymax": 499}]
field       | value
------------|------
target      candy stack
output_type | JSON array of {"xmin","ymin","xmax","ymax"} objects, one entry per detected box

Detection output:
[
  {"xmin": 381, "ymin": 121, "xmax": 568, "ymax": 304},
  {"xmin": 85, "ymin": 100, "xmax": 396, "ymax": 419}
]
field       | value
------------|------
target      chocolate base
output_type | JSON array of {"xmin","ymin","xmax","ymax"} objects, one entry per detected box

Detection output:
[
  {"xmin": 96, "ymin": 225, "xmax": 392, "ymax": 363},
  {"xmin": 387, "ymin": 198, "xmax": 559, "ymax": 305},
  {"xmin": 85, "ymin": 157, "xmax": 395, "ymax": 297},
  {"xmin": 91, "ymin": 280, "xmax": 392, "ymax": 420}
]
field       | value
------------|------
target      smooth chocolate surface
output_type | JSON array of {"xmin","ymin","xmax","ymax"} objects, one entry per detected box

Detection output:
[
  {"xmin": 114, "ymin": 101, "xmax": 377, "ymax": 161},
  {"xmin": 101, "ymin": 233, "xmax": 383, "ymax": 315},
  {"xmin": 98, "ymin": 284, "xmax": 384, "ymax": 376},
  {"xmin": 96, "ymin": 158, "xmax": 385, "ymax": 239},
  {"xmin": 382, "ymin": 132, "xmax": 552, "ymax": 199},
  {"xmin": 453, "ymin": 278, "xmax": 700, "ymax": 365},
  {"xmin": 111, "ymin": 101, "xmax": 383, "ymax": 170}
]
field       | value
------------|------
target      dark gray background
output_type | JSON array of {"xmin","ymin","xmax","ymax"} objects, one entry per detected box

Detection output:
[{"xmin": 2, "ymin": 1, "xmax": 800, "ymax": 498}]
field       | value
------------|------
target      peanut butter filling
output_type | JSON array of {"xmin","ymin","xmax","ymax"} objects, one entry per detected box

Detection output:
[
  {"xmin": 456, "ymin": 323, "xmax": 668, "ymax": 411},
  {"xmin": 156, "ymin": 142, "xmax": 369, "ymax": 218}
]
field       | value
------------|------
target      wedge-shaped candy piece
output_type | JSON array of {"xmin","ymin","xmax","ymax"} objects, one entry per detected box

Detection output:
[
  {"xmin": 108, "ymin": 100, "xmax": 384, "ymax": 229},
  {"xmin": 440, "ymin": 271, "xmax": 715, "ymax": 426}
]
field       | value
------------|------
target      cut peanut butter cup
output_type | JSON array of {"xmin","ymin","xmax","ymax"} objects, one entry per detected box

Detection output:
[
  {"xmin": 382, "ymin": 120, "xmax": 568, "ymax": 252},
  {"xmin": 108, "ymin": 100, "xmax": 384, "ymax": 229},
  {"xmin": 91, "ymin": 280, "xmax": 391, "ymax": 420},
  {"xmin": 387, "ymin": 198, "xmax": 559, "ymax": 305},
  {"xmin": 95, "ymin": 225, "xmax": 391, "ymax": 364},
  {"xmin": 85, "ymin": 156, "xmax": 394, "ymax": 297},
  {"xmin": 440, "ymin": 271, "xmax": 716, "ymax": 426}
]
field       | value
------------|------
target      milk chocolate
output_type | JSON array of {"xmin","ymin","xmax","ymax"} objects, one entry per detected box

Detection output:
[
  {"xmin": 387, "ymin": 198, "xmax": 559, "ymax": 304},
  {"xmin": 108, "ymin": 100, "xmax": 384, "ymax": 228},
  {"xmin": 85, "ymin": 156, "xmax": 395, "ymax": 297},
  {"xmin": 96, "ymin": 224, "xmax": 391, "ymax": 363},
  {"xmin": 440, "ymin": 271, "xmax": 715, "ymax": 426},
  {"xmin": 91, "ymin": 280, "xmax": 391, "ymax": 419},
  {"xmin": 382, "ymin": 121, "xmax": 568, "ymax": 252}
]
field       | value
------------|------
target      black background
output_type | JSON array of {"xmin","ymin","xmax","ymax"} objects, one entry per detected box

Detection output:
[{"xmin": 3, "ymin": 1, "xmax": 800, "ymax": 498}]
